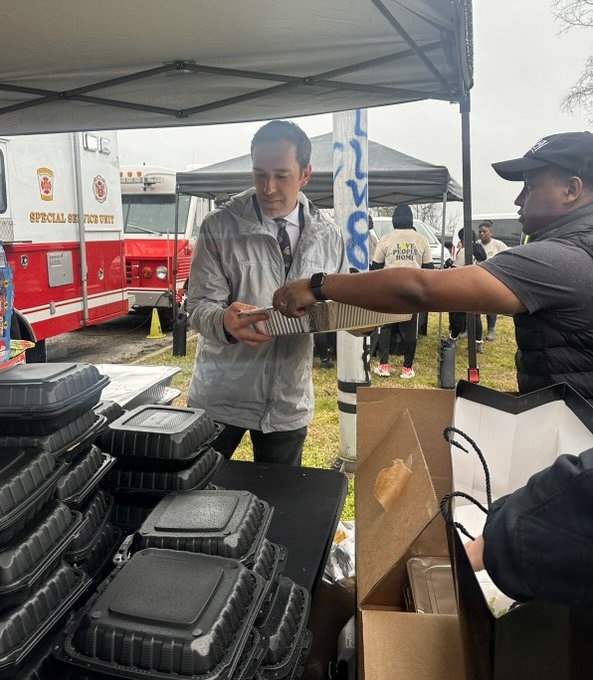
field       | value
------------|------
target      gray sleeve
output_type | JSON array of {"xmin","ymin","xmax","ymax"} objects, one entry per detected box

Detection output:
[
  {"xmin": 479, "ymin": 241, "xmax": 593, "ymax": 327},
  {"xmin": 186, "ymin": 215, "xmax": 232, "ymax": 344}
]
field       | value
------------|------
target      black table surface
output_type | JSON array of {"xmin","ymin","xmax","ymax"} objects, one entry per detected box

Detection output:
[{"xmin": 212, "ymin": 460, "xmax": 348, "ymax": 594}]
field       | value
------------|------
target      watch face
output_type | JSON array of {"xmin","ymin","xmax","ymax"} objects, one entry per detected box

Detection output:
[{"xmin": 310, "ymin": 272, "xmax": 325, "ymax": 289}]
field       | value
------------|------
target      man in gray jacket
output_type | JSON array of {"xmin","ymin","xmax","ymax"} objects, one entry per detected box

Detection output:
[{"xmin": 187, "ymin": 120, "xmax": 346, "ymax": 466}]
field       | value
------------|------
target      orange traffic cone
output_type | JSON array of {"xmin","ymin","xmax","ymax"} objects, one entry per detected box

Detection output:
[{"xmin": 146, "ymin": 308, "xmax": 166, "ymax": 339}]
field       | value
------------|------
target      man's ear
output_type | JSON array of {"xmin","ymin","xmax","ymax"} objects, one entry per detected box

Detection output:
[
  {"xmin": 299, "ymin": 164, "xmax": 312, "ymax": 188},
  {"xmin": 566, "ymin": 175, "xmax": 584, "ymax": 204}
]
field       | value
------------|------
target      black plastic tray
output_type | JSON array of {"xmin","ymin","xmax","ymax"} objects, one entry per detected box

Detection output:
[
  {"xmin": 98, "ymin": 405, "xmax": 219, "ymax": 466},
  {"xmin": 66, "ymin": 491, "xmax": 114, "ymax": 562},
  {"xmin": 0, "ymin": 501, "xmax": 82, "ymax": 611},
  {"xmin": 93, "ymin": 400, "xmax": 124, "ymax": 426},
  {"xmin": 102, "ymin": 447, "xmax": 223, "ymax": 495},
  {"xmin": 54, "ymin": 446, "xmax": 116, "ymax": 507},
  {"xmin": 258, "ymin": 576, "xmax": 312, "ymax": 675},
  {"xmin": 251, "ymin": 540, "xmax": 288, "ymax": 624},
  {"xmin": 81, "ymin": 522, "xmax": 123, "ymax": 581},
  {"xmin": 0, "ymin": 412, "xmax": 106, "ymax": 464},
  {"xmin": 59, "ymin": 548, "xmax": 266, "ymax": 680},
  {"xmin": 0, "ymin": 448, "xmax": 69, "ymax": 545},
  {"xmin": 0, "ymin": 364, "xmax": 109, "ymax": 435},
  {"xmin": 110, "ymin": 493, "xmax": 160, "ymax": 533},
  {"xmin": 132, "ymin": 490, "xmax": 273, "ymax": 564},
  {"xmin": 0, "ymin": 563, "xmax": 91, "ymax": 677}
]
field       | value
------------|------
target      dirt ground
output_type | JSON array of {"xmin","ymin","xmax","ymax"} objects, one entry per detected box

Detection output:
[{"xmin": 45, "ymin": 313, "xmax": 176, "ymax": 365}]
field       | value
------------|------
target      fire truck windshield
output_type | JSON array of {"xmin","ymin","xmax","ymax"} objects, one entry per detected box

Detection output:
[{"xmin": 122, "ymin": 194, "xmax": 191, "ymax": 236}]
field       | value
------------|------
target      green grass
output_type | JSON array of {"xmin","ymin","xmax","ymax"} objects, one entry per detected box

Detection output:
[{"xmin": 137, "ymin": 313, "xmax": 518, "ymax": 521}]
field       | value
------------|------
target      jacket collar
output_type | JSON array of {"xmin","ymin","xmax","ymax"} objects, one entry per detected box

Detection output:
[{"xmin": 529, "ymin": 202, "xmax": 593, "ymax": 243}]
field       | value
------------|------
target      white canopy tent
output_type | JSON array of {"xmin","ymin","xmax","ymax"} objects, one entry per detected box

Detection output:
[
  {"xmin": 0, "ymin": 0, "xmax": 476, "ymax": 373},
  {"xmin": 0, "ymin": 0, "xmax": 472, "ymax": 135}
]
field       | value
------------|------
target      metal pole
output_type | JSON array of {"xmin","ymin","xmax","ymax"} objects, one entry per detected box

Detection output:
[
  {"xmin": 172, "ymin": 191, "xmax": 187, "ymax": 356},
  {"xmin": 460, "ymin": 94, "xmax": 479, "ymax": 382},
  {"xmin": 333, "ymin": 109, "xmax": 370, "ymax": 469},
  {"xmin": 73, "ymin": 133, "xmax": 89, "ymax": 326}
]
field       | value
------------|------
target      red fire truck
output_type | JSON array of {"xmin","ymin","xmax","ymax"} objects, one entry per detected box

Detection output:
[
  {"xmin": 0, "ymin": 131, "xmax": 131, "ymax": 362},
  {"xmin": 119, "ymin": 165, "xmax": 210, "ymax": 329}
]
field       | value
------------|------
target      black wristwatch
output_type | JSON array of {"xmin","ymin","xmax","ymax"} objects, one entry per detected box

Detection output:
[{"xmin": 310, "ymin": 272, "xmax": 329, "ymax": 301}]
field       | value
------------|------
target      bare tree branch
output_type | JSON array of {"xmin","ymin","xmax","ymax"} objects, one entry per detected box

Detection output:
[
  {"xmin": 561, "ymin": 54, "xmax": 593, "ymax": 119},
  {"xmin": 552, "ymin": 0, "xmax": 593, "ymax": 30}
]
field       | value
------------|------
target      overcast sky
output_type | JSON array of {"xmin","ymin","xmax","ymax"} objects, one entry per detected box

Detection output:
[{"xmin": 118, "ymin": 0, "xmax": 592, "ymax": 217}]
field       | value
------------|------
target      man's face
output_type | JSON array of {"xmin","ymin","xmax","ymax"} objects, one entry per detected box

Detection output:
[
  {"xmin": 478, "ymin": 225, "xmax": 492, "ymax": 244},
  {"xmin": 515, "ymin": 167, "xmax": 571, "ymax": 235},
  {"xmin": 252, "ymin": 140, "xmax": 312, "ymax": 218}
]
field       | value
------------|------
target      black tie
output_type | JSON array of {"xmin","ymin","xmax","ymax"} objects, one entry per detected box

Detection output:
[{"xmin": 274, "ymin": 218, "xmax": 292, "ymax": 275}]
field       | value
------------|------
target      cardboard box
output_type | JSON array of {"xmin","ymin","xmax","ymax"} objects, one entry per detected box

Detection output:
[
  {"xmin": 450, "ymin": 381, "xmax": 593, "ymax": 680},
  {"xmin": 356, "ymin": 387, "xmax": 465, "ymax": 680}
]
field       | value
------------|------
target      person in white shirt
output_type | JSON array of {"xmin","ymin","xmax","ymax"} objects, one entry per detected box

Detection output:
[
  {"xmin": 478, "ymin": 220, "xmax": 509, "ymax": 340},
  {"xmin": 371, "ymin": 205, "xmax": 433, "ymax": 379}
]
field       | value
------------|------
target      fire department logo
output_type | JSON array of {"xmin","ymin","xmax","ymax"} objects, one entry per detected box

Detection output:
[
  {"xmin": 36, "ymin": 167, "xmax": 54, "ymax": 201},
  {"xmin": 93, "ymin": 175, "xmax": 107, "ymax": 203}
]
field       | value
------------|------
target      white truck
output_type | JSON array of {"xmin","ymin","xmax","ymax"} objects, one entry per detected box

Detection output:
[{"xmin": 0, "ymin": 131, "xmax": 131, "ymax": 362}]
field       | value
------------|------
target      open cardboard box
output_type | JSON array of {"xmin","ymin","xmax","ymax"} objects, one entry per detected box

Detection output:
[{"xmin": 356, "ymin": 387, "xmax": 465, "ymax": 680}]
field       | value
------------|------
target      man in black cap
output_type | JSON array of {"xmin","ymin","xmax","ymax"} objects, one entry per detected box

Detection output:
[{"xmin": 273, "ymin": 131, "xmax": 593, "ymax": 399}]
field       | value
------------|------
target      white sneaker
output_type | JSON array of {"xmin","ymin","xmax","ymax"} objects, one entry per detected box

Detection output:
[
  {"xmin": 400, "ymin": 367, "xmax": 415, "ymax": 379},
  {"xmin": 373, "ymin": 364, "xmax": 390, "ymax": 377}
]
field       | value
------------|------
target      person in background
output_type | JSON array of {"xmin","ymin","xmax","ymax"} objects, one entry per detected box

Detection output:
[
  {"xmin": 449, "ymin": 228, "xmax": 487, "ymax": 353},
  {"xmin": 371, "ymin": 205, "xmax": 433, "ymax": 379},
  {"xmin": 478, "ymin": 219, "xmax": 509, "ymax": 341},
  {"xmin": 187, "ymin": 120, "xmax": 346, "ymax": 466},
  {"xmin": 273, "ymin": 131, "xmax": 593, "ymax": 400},
  {"xmin": 367, "ymin": 213, "xmax": 380, "ymax": 262}
]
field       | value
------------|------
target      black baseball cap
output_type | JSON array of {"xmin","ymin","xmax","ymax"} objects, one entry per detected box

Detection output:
[{"xmin": 492, "ymin": 131, "xmax": 593, "ymax": 181}]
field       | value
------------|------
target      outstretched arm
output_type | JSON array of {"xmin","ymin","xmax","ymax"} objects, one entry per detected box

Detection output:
[{"xmin": 273, "ymin": 265, "xmax": 526, "ymax": 317}]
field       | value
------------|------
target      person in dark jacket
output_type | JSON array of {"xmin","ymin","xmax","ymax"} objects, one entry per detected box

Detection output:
[
  {"xmin": 465, "ymin": 449, "xmax": 593, "ymax": 609},
  {"xmin": 272, "ymin": 131, "xmax": 593, "ymax": 400}
]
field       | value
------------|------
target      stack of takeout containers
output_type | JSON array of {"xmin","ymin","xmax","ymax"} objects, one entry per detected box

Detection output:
[
  {"xmin": 55, "ymin": 487, "xmax": 312, "ymax": 679},
  {"xmin": 0, "ymin": 363, "xmax": 112, "ymax": 676},
  {"xmin": 97, "ymin": 404, "xmax": 225, "ymax": 528},
  {"xmin": 55, "ymin": 547, "xmax": 269, "ymax": 680}
]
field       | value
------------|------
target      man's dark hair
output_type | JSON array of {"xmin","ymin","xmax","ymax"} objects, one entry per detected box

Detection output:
[
  {"xmin": 392, "ymin": 204, "xmax": 414, "ymax": 229},
  {"xmin": 251, "ymin": 120, "xmax": 312, "ymax": 170},
  {"xmin": 478, "ymin": 220, "xmax": 493, "ymax": 229},
  {"xmin": 368, "ymin": 214, "xmax": 374, "ymax": 229},
  {"xmin": 549, "ymin": 164, "xmax": 593, "ymax": 192}
]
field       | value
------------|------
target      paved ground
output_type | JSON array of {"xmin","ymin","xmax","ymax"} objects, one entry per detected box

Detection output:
[{"xmin": 46, "ymin": 312, "xmax": 175, "ymax": 365}]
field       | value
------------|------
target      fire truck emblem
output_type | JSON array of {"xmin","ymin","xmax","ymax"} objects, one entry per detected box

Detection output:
[
  {"xmin": 93, "ymin": 175, "xmax": 107, "ymax": 203},
  {"xmin": 36, "ymin": 168, "xmax": 54, "ymax": 201},
  {"xmin": 20, "ymin": 255, "xmax": 28, "ymax": 268}
]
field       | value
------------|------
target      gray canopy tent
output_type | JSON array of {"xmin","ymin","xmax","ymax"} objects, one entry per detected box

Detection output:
[
  {"xmin": 176, "ymin": 132, "xmax": 463, "ymax": 207},
  {"xmin": 0, "ymin": 0, "xmax": 472, "ymax": 134}
]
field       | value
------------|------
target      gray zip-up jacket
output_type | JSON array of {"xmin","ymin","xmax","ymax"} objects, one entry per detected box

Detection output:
[{"xmin": 187, "ymin": 189, "xmax": 347, "ymax": 432}]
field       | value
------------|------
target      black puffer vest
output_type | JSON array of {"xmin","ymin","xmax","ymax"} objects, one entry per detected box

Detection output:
[{"xmin": 515, "ymin": 205, "xmax": 593, "ymax": 398}]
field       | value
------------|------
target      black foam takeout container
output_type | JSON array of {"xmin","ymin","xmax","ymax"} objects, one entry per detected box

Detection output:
[
  {"xmin": 102, "ymin": 446, "xmax": 223, "ymax": 495},
  {"xmin": 0, "ymin": 563, "xmax": 90, "ymax": 678},
  {"xmin": 132, "ymin": 489, "xmax": 273, "ymax": 565},
  {"xmin": 0, "ymin": 364, "xmax": 109, "ymax": 435},
  {"xmin": 98, "ymin": 405, "xmax": 219, "ymax": 469},
  {"xmin": 0, "ymin": 447, "xmax": 68, "ymax": 544},
  {"xmin": 58, "ymin": 548, "xmax": 266, "ymax": 679},
  {"xmin": 0, "ymin": 412, "xmax": 106, "ymax": 463},
  {"xmin": 0, "ymin": 500, "xmax": 82, "ymax": 611}
]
